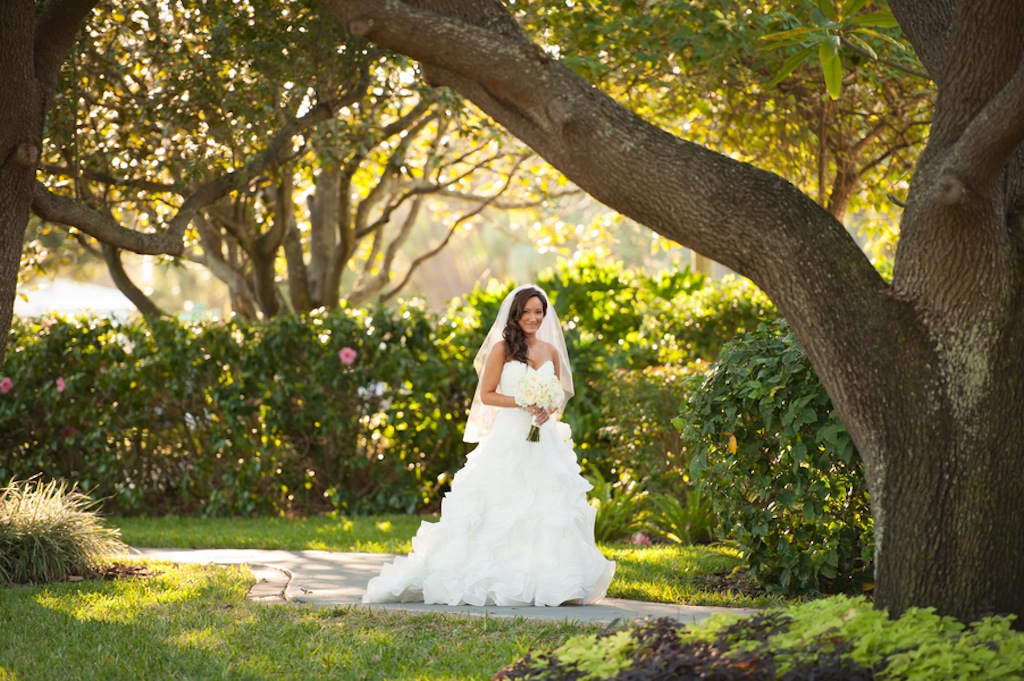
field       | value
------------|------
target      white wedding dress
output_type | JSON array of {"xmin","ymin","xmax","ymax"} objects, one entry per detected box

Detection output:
[{"xmin": 362, "ymin": 360, "xmax": 615, "ymax": 607}]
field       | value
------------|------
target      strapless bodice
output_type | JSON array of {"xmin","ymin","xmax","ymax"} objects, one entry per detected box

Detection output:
[{"xmin": 498, "ymin": 359, "xmax": 554, "ymax": 396}]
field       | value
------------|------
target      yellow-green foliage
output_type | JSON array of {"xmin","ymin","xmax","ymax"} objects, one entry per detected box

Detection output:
[
  {"xmin": 682, "ymin": 596, "xmax": 1024, "ymax": 681},
  {"xmin": 553, "ymin": 630, "xmax": 636, "ymax": 680},
  {"xmin": 523, "ymin": 596, "xmax": 1024, "ymax": 680}
]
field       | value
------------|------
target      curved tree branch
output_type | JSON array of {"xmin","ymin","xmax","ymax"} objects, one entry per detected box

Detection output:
[
  {"xmin": 101, "ymin": 243, "xmax": 167, "ymax": 318},
  {"xmin": 946, "ymin": 55, "xmax": 1024, "ymax": 195},
  {"xmin": 31, "ymin": 182, "xmax": 184, "ymax": 255}
]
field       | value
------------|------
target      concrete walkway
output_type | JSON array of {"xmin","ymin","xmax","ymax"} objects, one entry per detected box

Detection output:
[{"xmin": 127, "ymin": 547, "xmax": 757, "ymax": 626}]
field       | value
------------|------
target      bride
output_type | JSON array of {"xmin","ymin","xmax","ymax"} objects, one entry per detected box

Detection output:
[{"xmin": 362, "ymin": 284, "xmax": 615, "ymax": 607}]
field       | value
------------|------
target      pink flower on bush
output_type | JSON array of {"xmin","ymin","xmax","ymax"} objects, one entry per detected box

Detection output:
[
  {"xmin": 338, "ymin": 347, "xmax": 358, "ymax": 365},
  {"xmin": 630, "ymin": 532, "xmax": 652, "ymax": 546},
  {"xmin": 62, "ymin": 425, "xmax": 78, "ymax": 439},
  {"xmin": 56, "ymin": 377, "xmax": 66, "ymax": 393},
  {"xmin": 0, "ymin": 377, "xmax": 12, "ymax": 394}
]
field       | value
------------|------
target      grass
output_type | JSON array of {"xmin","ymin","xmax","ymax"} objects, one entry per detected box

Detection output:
[
  {"xmin": 115, "ymin": 513, "xmax": 426, "ymax": 554},
  {"xmin": 113, "ymin": 514, "xmax": 782, "ymax": 609},
  {"xmin": 603, "ymin": 544, "xmax": 788, "ymax": 609},
  {"xmin": 0, "ymin": 561, "xmax": 599, "ymax": 680}
]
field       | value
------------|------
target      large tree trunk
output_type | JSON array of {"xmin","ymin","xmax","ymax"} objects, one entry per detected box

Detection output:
[
  {"xmin": 317, "ymin": 0, "xmax": 1024, "ymax": 622},
  {"xmin": 0, "ymin": 0, "xmax": 99, "ymax": 367},
  {"xmin": 0, "ymin": 4, "xmax": 38, "ymax": 359}
]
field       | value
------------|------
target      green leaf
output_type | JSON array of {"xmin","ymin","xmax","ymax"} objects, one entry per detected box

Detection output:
[
  {"xmin": 815, "ymin": 0, "xmax": 837, "ymax": 21},
  {"xmin": 839, "ymin": 0, "xmax": 869, "ymax": 18},
  {"xmin": 847, "ymin": 11, "xmax": 899, "ymax": 28},
  {"xmin": 847, "ymin": 33, "xmax": 878, "ymax": 60},
  {"xmin": 770, "ymin": 43, "xmax": 815, "ymax": 87},
  {"xmin": 850, "ymin": 27, "xmax": 907, "ymax": 50},
  {"xmin": 819, "ymin": 40, "xmax": 843, "ymax": 99},
  {"xmin": 760, "ymin": 26, "xmax": 819, "ymax": 43}
]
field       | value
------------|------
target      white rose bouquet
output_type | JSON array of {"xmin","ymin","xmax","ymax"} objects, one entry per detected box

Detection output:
[{"xmin": 513, "ymin": 373, "xmax": 564, "ymax": 442}]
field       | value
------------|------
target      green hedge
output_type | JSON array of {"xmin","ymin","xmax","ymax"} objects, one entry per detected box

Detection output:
[
  {"xmin": 1, "ymin": 260, "xmax": 776, "ymax": 517},
  {"xmin": 0, "ymin": 304, "xmax": 473, "ymax": 516}
]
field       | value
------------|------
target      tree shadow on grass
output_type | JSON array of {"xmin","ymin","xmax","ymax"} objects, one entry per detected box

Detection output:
[{"xmin": 0, "ymin": 564, "xmax": 271, "ymax": 681}]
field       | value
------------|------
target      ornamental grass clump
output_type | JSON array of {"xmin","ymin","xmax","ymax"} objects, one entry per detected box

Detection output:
[{"xmin": 0, "ymin": 478, "xmax": 126, "ymax": 584}]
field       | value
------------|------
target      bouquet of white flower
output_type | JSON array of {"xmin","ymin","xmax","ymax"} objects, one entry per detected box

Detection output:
[{"xmin": 513, "ymin": 372, "xmax": 564, "ymax": 442}]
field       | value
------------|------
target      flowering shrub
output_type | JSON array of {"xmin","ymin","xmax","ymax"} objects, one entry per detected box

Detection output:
[{"xmin": 0, "ymin": 304, "xmax": 474, "ymax": 516}]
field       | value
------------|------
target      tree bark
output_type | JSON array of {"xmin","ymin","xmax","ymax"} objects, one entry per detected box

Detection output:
[
  {"xmin": 316, "ymin": 0, "xmax": 1024, "ymax": 622},
  {"xmin": 0, "ymin": 3, "xmax": 40, "ymax": 362},
  {"xmin": 3, "ymin": 0, "xmax": 101, "ymax": 364},
  {"xmin": 102, "ymin": 244, "xmax": 167, "ymax": 319}
]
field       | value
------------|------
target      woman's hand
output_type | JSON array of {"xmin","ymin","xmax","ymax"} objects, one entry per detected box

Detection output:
[{"xmin": 527, "ymin": 405, "xmax": 550, "ymax": 425}]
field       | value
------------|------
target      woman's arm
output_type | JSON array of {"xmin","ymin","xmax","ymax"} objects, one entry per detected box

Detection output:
[{"xmin": 479, "ymin": 342, "xmax": 519, "ymax": 409}]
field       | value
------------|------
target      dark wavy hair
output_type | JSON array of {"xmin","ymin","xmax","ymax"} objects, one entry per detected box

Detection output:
[{"xmin": 502, "ymin": 287, "xmax": 547, "ymax": 364}]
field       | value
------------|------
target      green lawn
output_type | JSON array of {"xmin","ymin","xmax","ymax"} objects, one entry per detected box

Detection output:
[
  {"xmin": 113, "ymin": 514, "xmax": 783, "ymax": 609},
  {"xmin": 0, "ymin": 562, "xmax": 595, "ymax": 680},
  {"xmin": 114, "ymin": 513, "xmax": 425, "ymax": 554}
]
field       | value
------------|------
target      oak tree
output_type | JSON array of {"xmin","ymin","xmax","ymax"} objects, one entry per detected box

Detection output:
[{"xmin": 316, "ymin": 0, "xmax": 1024, "ymax": 622}]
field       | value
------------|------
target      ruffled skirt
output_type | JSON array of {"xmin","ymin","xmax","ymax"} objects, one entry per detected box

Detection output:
[{"xmin": 362, "ymin": 409, "xmax": 615, "ymax": 606}]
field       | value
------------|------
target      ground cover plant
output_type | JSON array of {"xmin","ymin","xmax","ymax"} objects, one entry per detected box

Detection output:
[
  {"xmin": 0, "ymin": 561, "xmax": 596, "ymax": 681},
  {"xmin": 497, "ymin": 595, "xmax": 1024, "ymax": 680}
]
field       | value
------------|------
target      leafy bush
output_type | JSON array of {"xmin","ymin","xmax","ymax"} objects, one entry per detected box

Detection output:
[
  {"xmin": 0, "ymin": 477, "xmax": 126, "ymax": 584},
  {"xmin": 498, "ymin": 595, "xmax": 1024, "ymax": 680},
  {"xmin": 591, "ymin": 364, "xmax": 705, "ymax": 497},
  {"xmin": 0, "ymin": 304, "xmax": 474, "ymax": 516},
  {"xmin": 678, "ymin": 320, "xmax": 872, "ymax": 595},
  {"xmin": 645, "ymin": 491, "xmax": 717, "ymax": 546},
  {"xmin": 586, "ymin": 466, "xmax": 649, "ymax": 544}
]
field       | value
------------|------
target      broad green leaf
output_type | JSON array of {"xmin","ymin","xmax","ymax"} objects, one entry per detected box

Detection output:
[
  {"xmin": 760, "ymin": 26, "xmax": 819, "ymax": 43},
  {"xmin": 815, "ymin": 0, "xmax": 837, "ymax": 21},
  {"xmin": 768, "ymin": 45, "xmax": 817, "ymax": 86},
  {"xmin": 848, "ymin": 11, "xmax": 899, "ymax": 28},
  {"xmin": 839, "ymin": 0, "xmax": 869, "ymax": 18},
  {"xmin": 819, "ymin": 41, "xmax": 843, "ymax": 99}
]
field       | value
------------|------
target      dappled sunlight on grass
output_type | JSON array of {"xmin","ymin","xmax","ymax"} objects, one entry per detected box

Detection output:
[
  {"xmin": 4, "ymin": 561, "xmax": 589, "ymax": 675},
  {"xmin": 602, "ymin": 543, "xmax": 785, "ymax": 609},
  {"xmin": 3, "ymin": 562, "xmax": 590, "ymax": 679},
  {"xmin": 31, "ymin": 563, "xmax": 252, "ymax": 623}
]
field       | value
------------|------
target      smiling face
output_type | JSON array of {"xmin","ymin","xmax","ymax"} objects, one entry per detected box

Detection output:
[{"xmin": 516, "ymin": 295, "xmax": 546, "ymax": 335}]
